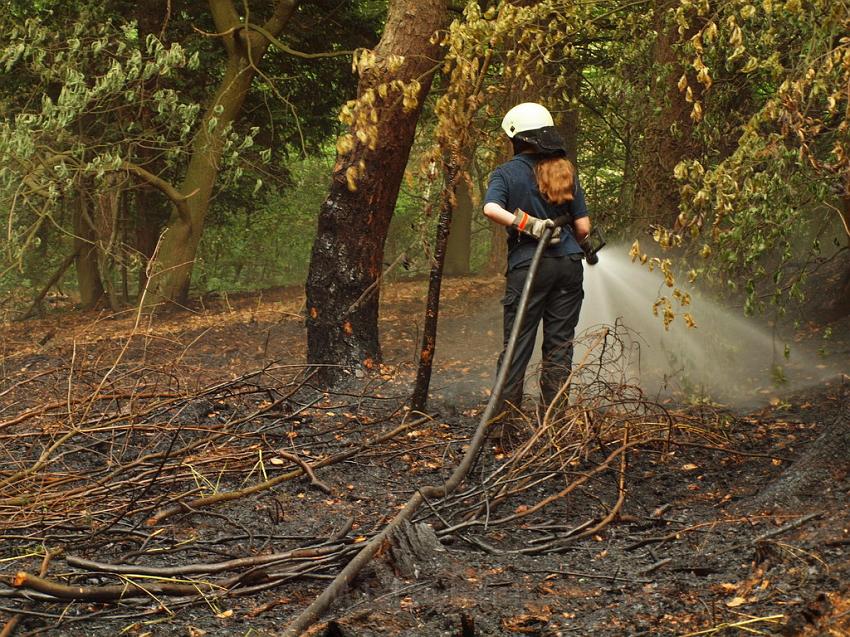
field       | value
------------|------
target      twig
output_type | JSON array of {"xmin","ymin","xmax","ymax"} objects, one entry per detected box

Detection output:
[
  {"xmin": 523, "ymin": 568, "xmax": 652, "ymax": 584},
  {"xmin": 277, "ymin": 451, "xmax": 331, "ymax": 494},
  {"xmin": 65, "ymin": 544, "xmax": 342, "ymax": 577},
  {"xmin": 753, "ymin": 511, "xmax": 823, "ymax": 544},
  {"xmin": 678, "ymin": 614, "xmax": 785, "ymax": 637},
  {"xmin": 637, "ymin": 557, "xmax": 672, "ymax": 575}
]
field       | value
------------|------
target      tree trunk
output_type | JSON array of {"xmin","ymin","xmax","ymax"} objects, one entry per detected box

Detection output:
[
  {"xmin": 305, "ymin": 0, "xmax": 446, "ymax": 381},
  {"xmin": 134, "ymin": 186, "xmax": 171, "ymax": 295},
  {"xmin": 94, "ymin": 175, "xmax": 123, "ymax": 311},
  {"xmin": 823, "ymin": 185, "xmax": 850, "ymax": 321},
  {"xmin": 74, "ymin": 191, "xmax": 104, "ymax": 309},
  {"xmin": 146, "ymin": 0, "xmax": 296, "ymax": 306},
  {"xmin": 630, "ymin": 1, "xmax": 701, "ymax": 227},
  {"xmin": 751, "ymin": 394, "xmax": 849, "ymax": 510},
  {"xmin": 411, "ymin": 149, "xmax": 461, "ymax": 410},
  {"xmin": 444, "ymin": 174, "xmax": 473, "ymax": 276},
  {"xmin": 556, "ymin": 69, "xmax": 581, "ymax": 167}
]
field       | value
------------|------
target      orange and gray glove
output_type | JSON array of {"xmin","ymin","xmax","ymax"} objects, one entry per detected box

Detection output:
[{"xmin": 512, "ymin": 209, "xmax": 561, "ymax": 244}]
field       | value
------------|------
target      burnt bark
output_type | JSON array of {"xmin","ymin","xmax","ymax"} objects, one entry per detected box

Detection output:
[
  {"xmin": 411, "ymin": 154, "xmax": 461, "ymax": 411},
  {"xmin": 305, "ymin": 0, "xmax": 446, "ymax": 381}
]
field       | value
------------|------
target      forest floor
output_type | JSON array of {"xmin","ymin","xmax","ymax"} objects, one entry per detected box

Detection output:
[{"xmin": 1, "ymin": 275, "xmax": 849, "ymax": 637}]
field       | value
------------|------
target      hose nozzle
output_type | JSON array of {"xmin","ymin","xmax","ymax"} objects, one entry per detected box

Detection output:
[{"xmin": 581, "ymin": 227, "xmax": 606, "ymax": 265}]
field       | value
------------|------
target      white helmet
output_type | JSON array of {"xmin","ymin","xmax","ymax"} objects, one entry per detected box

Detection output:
[
  {"xmin": 501, "ymin": 102, "xmax": 554, "ymax": 138},
  {"xmin": 501, "ymin": 102, "xmax": 566, "ymax": 156}
]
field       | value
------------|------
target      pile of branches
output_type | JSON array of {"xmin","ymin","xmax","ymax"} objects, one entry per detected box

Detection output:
[
  {"xmin": 417, "ymin": 325, "xmax": 708, "ymax": 553},
  {"xmin": 0, "ymin": 348, "xmax": 426, "ymax": 633}
]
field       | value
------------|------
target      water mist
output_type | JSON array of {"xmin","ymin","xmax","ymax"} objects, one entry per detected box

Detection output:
[{"xmin": 572, "ymin": 244, "xmax": 842, "ymax": 406}]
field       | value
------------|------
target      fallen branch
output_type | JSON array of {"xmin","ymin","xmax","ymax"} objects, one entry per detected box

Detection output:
[
  {"xmin": 638, "ymin": 557, "xmax": 672, "ymax": 575},
  {"xmin": 11, "ymin": 571, "xmax": 224, "ymax": 602},
  {"xmin": 65, "ymin": 544, "xmax": 342, "ymax": 578},
  {"xmin": 21, "ymin": 251, "xmax": 78, "ymax": 320},
  {"xmin": 0, "ymin": 548, "xmax": 61, "ymax": 637},
  {"xmin": 524, "ymin": 568, "xmax": 652, "ymax": 584},
  {"xmin": 277, "ymin": 451, "xmax": 331, "ymax": 494},
  {"xmin": 753, "ymin": 511, "xmax": 823, "ymax": 544}
]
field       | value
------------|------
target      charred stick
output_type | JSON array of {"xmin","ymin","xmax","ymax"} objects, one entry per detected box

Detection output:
[
  {"xmin": 65, "ymin": 544, "xmax": 343, "ymax": 577},
  {"xmin": 637, "ymin": 557, "xmax": 672, "ymax": 575},
  {"xmin": 0, "ymin": 548, "xmax": 60, "ymax": 637},
  {"xmin": 277, "ymin": 451, "xmax": 331, "ymax": 494},
  {"xmin": 524, "ymin": 568, "xmax": 652, "ymax": 584},
  {"xmin": 11, "ymin": 571, "xmax": 226, "ymax": 601},
  {"xmin": 753, "ymin": 511, "xmax": 823, "ymax": 544}
]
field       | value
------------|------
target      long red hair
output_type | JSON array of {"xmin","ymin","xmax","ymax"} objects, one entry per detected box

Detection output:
[{"xmin": 535, "ymin": 157, "xmax": 575, "ymax": 204}]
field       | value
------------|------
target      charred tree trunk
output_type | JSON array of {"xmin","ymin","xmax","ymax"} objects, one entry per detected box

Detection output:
[
  {"xmin": 73, "ymin": 191, "xmax": 105, "ymax": 309},
  {"xmin": 411, "ymin": 152, "xmax": 461, "ymax": 411},
  {"xmin": 752, "ymin": 393, "xmax": 849, "ymax": 510},
  {"xmin": 305, "ymin": 0, "xmax": 446, "ymax": 381},
  {"xmin": 146, "ymin": 0, "xmax": 296, "ymax": 306}
]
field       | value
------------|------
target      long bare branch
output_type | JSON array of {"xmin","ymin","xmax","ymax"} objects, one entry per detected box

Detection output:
[{"xmin": 121, "ymin": 161, "xmax": 194, "ymax": 225}]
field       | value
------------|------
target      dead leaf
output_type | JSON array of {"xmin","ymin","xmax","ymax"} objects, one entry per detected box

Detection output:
[
  {"xmin": 502, "ymin": 613, "xmax": 550, "ymax": 633},
  {"xmin": 726, "ymin": 596, "xmax": 747, "ymax": 607}
]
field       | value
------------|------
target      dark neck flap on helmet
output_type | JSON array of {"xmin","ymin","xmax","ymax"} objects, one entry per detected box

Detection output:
[{"xmin": 513, "ymin": 126, "xmax": 567, "ymax": 157}]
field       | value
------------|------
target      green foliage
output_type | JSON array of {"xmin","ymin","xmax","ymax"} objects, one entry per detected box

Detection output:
[
  {"xmin": 0, "ymin": 11, "xmax": 203, "ymax": 270},
  {"xmin": 196, "ymin": 153, "xmax": 332, "ymax": 292},
  {"xmin": 657, "ymin": 0, "xmax": 850, "ymax": 315}
]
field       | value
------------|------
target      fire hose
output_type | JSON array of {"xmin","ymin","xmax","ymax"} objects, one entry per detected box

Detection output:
[{"xmin": 282, "ymin": 217, "xmax": 604, "ymax": 637}]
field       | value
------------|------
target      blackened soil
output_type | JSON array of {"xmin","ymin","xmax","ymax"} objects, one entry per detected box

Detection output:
[{"xmin": 1, "ymin": 276, "xmax": 848, "ymax": 637}]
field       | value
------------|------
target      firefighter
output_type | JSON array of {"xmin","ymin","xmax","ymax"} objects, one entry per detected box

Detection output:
[{"xmin": 483, "ymin": 102, "xmax": 591, "ymax": 414}]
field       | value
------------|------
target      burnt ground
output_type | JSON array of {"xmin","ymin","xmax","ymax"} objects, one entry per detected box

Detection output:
[{"xmin": 0, "ymin": 275, "xmax": 849, "ymax": 637}]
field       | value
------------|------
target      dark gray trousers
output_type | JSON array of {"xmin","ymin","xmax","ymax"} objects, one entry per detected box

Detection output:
[{"xmin": 497, "ymin": 255, "xmax": 584, "ymax": 409}]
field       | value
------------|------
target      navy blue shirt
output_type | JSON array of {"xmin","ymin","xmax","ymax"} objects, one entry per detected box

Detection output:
[{"xmin": 484, "ymin": 153, "xmax": 589, "ymax": 271}]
